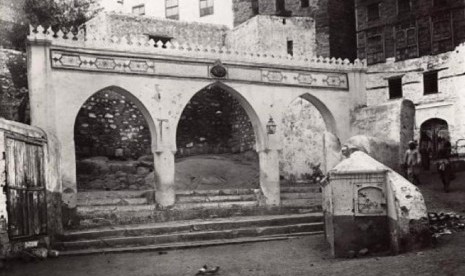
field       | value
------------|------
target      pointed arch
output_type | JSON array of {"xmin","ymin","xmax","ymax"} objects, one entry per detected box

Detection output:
[
  {"xmin": 73, "ymin": 85, "xmax": 158, "ymax": 152},
  {"xmin": 174, "ymin": 81, "xmax": 267, "ymax": 152},
  {"xmin": 297, "ymin": 93, "xmax": 338, "ymax": 136}
]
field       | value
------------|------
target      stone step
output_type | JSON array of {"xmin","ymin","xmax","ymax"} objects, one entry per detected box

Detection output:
[
  {"xmin": 280, "ymin": 192, "xmax": 322, "ymax": 200},
  {"xmin": 176, "ymin": 188, "xmax": 259, "ymax": 196},
  {"xmin": 58, "ymin": 232, "xmax": 324, "ymax": 256},
  {"xmin": 55, "ymin": 222, "xmax": 324, "ymax": 251},
  {"xmin": 78, "ymin": 197, "xmax": 148, "ymax": 206},
  {"xmin": 280, "ymin": 186, "xmax": 321, "ymax": 193},
  {"xmin": 173, "ymin": 201, "xmax": 259, "ymax": 210},
  {"xmin": 176, "ymin": 194, "xmax": 257, "ymax": 203},
  {"xmin": 281, "ymin": 198, "xmax": 323, "ymax": 207},
  {"xmin": 77, "ymin": 190, "xmax": 153, "ymax": 201},
  {"xmin": 74, "ymin": 205, "xmax": 322, "ymax": 230},
  {"xmin": 60, "ymin": 213, "xmax": 323, "ymax": 241}
]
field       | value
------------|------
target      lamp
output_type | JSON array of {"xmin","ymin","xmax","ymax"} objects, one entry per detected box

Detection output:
[{"xmin": 266, "ymin": 116, "xmax": 277, "ymax": 135}]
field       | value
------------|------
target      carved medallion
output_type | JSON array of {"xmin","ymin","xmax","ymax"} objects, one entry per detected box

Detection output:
[{"xmin": 210, "ymin": 60, "xmax": 227, "ymax": 78}]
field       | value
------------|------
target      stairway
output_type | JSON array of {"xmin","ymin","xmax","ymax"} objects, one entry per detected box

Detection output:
[{"xmin": 56, "ymin": 186, "xmax": 323, "ymax": 255}]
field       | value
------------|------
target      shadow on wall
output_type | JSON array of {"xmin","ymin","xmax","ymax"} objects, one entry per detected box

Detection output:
[{"xmin": 176, "ymin": 85, "xmax": 256, "ymax": 157}]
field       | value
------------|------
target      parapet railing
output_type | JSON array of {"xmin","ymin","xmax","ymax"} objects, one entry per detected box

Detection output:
[{"xmin": 27, "ymin": 25, "xmax": 367, "ymax": 71}]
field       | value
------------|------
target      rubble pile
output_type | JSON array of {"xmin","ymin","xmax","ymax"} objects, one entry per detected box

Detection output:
[{"xmin": 428, "ymin": 212, "xmax": 465, "ymax": 239}]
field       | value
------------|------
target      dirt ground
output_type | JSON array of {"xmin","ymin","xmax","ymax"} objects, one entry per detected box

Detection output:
[
  {"xmin": 3, "ymin": 170, "xmax": 465, "ymax": 276},
  {"xmin": 3, "ymin": 231, "xmax": 465, "ymax": 276},
  {"xmin": 418, "ymin": 170, "xmax": 465, "ymax": 215},
  {"xmin": 174, "ymin": 154, "xmax": 259, "ymax": 190}
]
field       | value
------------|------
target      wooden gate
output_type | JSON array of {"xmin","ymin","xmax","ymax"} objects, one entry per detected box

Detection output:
[{"xmin": 4, "ymin": 134, "xmax": 47, "ymax": 240}]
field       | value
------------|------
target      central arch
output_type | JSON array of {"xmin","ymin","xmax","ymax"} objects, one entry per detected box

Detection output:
[
  {"xmin": 173, "ymin": 81, "xmax": 265, "ymax": 194},
  {"xmin": 174, "ymin": 81, "xmax": 266, "ymax": 152}
]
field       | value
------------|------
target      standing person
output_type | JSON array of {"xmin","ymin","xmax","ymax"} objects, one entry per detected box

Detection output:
[
  {"xmin": 437, "ymin": 159, "xmax": 452, "ymax": 192},
  {"xmin": 420, "ymin": 140, "xmax": 431, "ymax": 170},
  {"xmin": 437, "ymin": 134, "xmax": 454, "ymax": 192},
  {"xmin": 404, "ymin": 141, "xmax": 422, "ymax": 185}
]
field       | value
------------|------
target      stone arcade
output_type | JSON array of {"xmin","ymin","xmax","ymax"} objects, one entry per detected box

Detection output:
[{"xmin": 27, "ymin": 23, "xmax": 365, "ymax": 219}]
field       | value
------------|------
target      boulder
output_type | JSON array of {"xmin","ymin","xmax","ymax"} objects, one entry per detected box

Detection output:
[
  {"xmin": 137, "ymin": 166, "xmax": 151, "ymax": 175},
  {"xmin": 87, "ymin": 179, "xmax": 106, "ymax": 190},
  {"xmin": 109, "ymin": 161, "xmax": 138, "ymax": 174},
  {"xmin": 138, "ymin": 155, "xmax": 154, "ymax": 162}
]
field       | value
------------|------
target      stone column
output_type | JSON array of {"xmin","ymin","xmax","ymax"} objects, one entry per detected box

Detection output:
[
  {"xmin": 153, "ymin": 150, "xmax": 176, "ymax": 207},
  {"xmin": 258, "ymin": 126, "xmax": 281, "ymax": 206},
  {"xmin": 258, "ymin": 148, "xmax": 280, "ymax": 206}
]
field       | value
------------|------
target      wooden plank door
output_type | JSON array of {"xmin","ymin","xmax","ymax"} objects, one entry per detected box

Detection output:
[{"xmin": 5, "ymin": 136, "xmax": 47, "ymax": 240}]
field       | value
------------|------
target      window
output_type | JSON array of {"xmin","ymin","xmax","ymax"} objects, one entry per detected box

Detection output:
[
  {"xmin": 367, "ymin": 3, "xmax": 380, "ymax": 21},
  {"xmin": 287, "ymin": 40, "xmax": 294, "ymax": 56},
  {"xmin": 388, "ymin": 77, "xmax": 403, "ymax": 99},
  {"xmin": 431, "ymin": 11, "xmax": 453, "ymax": 54},
  {"xmin": 276, "ymin": 0, "xmax": 285, "ymax": 12},
  {"xmin": 200, "ymin": 0, "xmax": 214, "ymax": 17},
  {"xmin": 301, "ymin": 0, "xmax": 309, "ymax": 8},
  {"xmin": 423, "ymin": 71, "xmax": 438, "ymax": 95},
  {"xmin": 397, "ymin": 0, "xmax": 411, "ymax": 14},
  {"xmin": 132, "ymin": 4, "xmax": 145, "ymax": 16},
  {"xmin": 433, "ymin": 0, "xmax": 447, "ymax": 7},
  {"xmin": 366, "ymin": 28, "xmax": 385, "ymax": 64},
  {"xmin": 395, "ymin": 21, "xmax": 418, "ymax": 60},
  {"xmin": 166, "ymin": 0, "xmax": 179, "ymax": 20}
]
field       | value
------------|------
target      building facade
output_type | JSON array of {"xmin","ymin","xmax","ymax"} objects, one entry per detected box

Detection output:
[
  {"xmin": 111, "ymin": 0, "xmax": 356, "ymax": 60},
  {"xmin": 355, "ymin": 0, "xmax": 465, "ymax": 157}
]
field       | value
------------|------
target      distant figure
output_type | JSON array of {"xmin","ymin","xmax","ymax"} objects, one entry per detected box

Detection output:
[
  {"xmin": 419, "ymin": 141, "xmax": 431, "ymax": 170},
  {"xmin": 404, "ymin": 141, "xmax": 421, "ymax": 185},
  {"xmin": 437, "ymin": 136, "xmax": 454, "ymax": 192},
  {"xmin": 437, "ymin": 159, "xmax": 452, "ymax": 192}
]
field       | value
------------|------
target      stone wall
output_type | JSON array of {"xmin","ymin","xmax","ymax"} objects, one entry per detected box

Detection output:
[
  {"xmin": 327, "ymin": 0, "xmax": 356, "ymax": 60},
  {"xmin": 232, "ymin": 0, "xmax": 258, "ymax": 27},
  {"xmin": 350, "ymin": 100, "xmax": 415, "ymax": 171},
  {"xmin": 176, "ymin": 86, "xmax": 255, "ymax": 157},
  {"xmin": 230, "ymin": 100, "xmax": 256, "ymax": 153},
  {"xmin": 0, "ymin": 49, "xmax": 29, "ymax": 123},
  {"xmin": 279, "ymin": 97, "xmax": 326, "ymax": 180},
  {"xmin": 226, "ymin": 15, "xmax": 317, "ymax": 56},
  {"xmin": 86, "ymin": 13, "xmax": 229, "ymax": 47},
  {"xmin": 365, "ymin": 43, "xmax": 465, "ymax": 144},
  {"xmin": 229, "ymin": 0, "xmax": 356, "ymax": 59},
  {"xmin": 0, "ymin": 0, "xmax": 26, "ymax": 49},
  {"xmin": 74, "ymin": 89, "xmax": 152, "ymax": 159}
]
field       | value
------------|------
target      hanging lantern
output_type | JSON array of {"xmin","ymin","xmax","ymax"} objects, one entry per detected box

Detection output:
[{"xmin": 267, "ymin": 116, "xmax": 277, "ymax": 135}]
